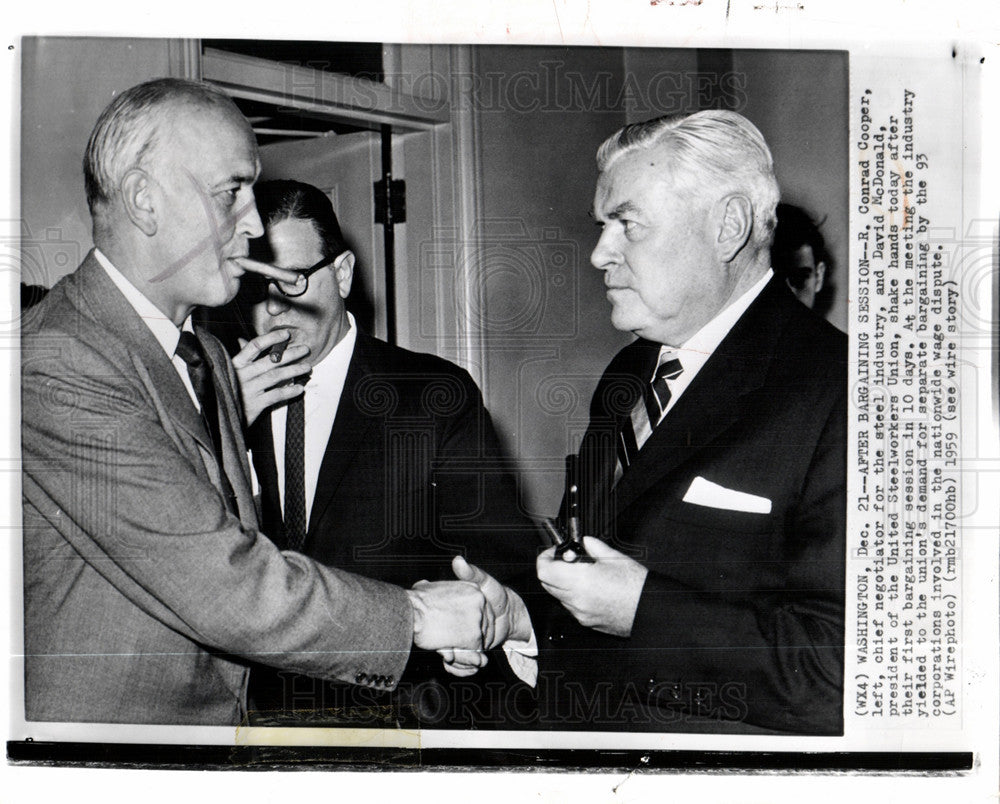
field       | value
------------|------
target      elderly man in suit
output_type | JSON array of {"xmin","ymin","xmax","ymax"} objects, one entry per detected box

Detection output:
[
  {"xmin": 227, "ymin": 180, "xmax": 537, "ymax": 727},
  {"xmin": 536, "ymin": 110, "xmax": 846, "ymax": 735},
  {"xmin": 20, "ymin": 77, "xmax": 503, "ymax": 726}
]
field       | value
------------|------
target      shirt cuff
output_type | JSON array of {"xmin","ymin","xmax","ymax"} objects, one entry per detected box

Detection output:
[{"xmin": 502, "ymin": 628, "xmax": 538, "ymax": 687}]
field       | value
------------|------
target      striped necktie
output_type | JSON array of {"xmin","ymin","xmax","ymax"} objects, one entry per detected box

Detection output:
[{"xmin": 615, "ymin": 351, "xmax": 683, "ymax": 482}]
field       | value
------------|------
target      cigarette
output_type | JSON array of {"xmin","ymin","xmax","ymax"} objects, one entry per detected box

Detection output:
[{"xmin": 269, "ymin": 341, "xmax": 288, "ymax": 362}]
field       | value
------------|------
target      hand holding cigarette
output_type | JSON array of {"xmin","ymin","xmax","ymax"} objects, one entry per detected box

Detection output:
[{"xmin": 232, "ymin": 329, "xmax": 311, "ymax": 427}]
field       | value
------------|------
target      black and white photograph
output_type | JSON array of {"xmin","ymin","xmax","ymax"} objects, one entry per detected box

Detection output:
[{"xmin": 2, "ymin": 2, "xmax": 997, "ymax": 802}]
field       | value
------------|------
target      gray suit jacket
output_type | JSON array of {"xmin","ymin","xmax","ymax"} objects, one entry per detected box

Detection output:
[{"xmin": 21, "ymin": 253, "xmax": 413, "ymax": 725}]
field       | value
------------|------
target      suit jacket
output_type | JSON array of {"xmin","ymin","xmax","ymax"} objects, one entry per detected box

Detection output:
[
  {"xmin": 540, "ymin": 278, "xmax": 847, "ymax": 735},
  {"xmin": 245, "ymin": 330, "xmax": 539, "ymax": 726},
  {"xmin": 21, "ymin": 253, "xmax": 414, "ymax": 726}
]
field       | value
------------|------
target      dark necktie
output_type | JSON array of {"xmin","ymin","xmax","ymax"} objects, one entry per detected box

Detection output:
[
  {"xmin": 615, "ymin": 351, "xmax": 684, "ymax": 482},
  {"xmin": 175, "ymin": 331, "xmax": 237, "ymax": 514},
  {"xmin": 283, "ymin": 394, "xmax": 307, "ymax": 551}
]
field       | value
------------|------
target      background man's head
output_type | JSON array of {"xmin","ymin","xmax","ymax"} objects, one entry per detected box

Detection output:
[
  {"xmin": 590, "ymin": 109, "xmax": 779, "ymax": 346},
  {"xmin": 84, "ymin": 77, "xmax": 264, "ymax": 323},
  {"xmin": 770, "ymin": 202, "xmax": 830, "ymax": 311},
  {"xmin": 245, "ymin": 180, "xmax": 355, "ymax": 365}
]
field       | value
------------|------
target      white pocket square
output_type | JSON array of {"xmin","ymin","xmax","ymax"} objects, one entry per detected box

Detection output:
[{"xmin": 682, "ymin": 476, "xmax": 772, "ymax": 514}]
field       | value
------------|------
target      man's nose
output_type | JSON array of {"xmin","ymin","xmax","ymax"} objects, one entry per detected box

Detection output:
[
  {"xmin": 590, "ymin": 227, "xmax": 620, "ymax": 270},
  {"xmin": 238, "ymin": 197, "xmax": 265, "ymax": 239},
  {"xmin": 265, "ymin": 287, "xmax": 290, "ymax": 316}
]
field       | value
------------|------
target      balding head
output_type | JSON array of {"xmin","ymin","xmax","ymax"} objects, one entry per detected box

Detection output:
[{"xmin": 83, "ymin": 77, "xmax": 246, "ymax": 222}]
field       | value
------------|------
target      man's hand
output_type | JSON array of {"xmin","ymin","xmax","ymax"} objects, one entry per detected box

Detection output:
[
  {"xmin": 406, "ymin": 580, "xmax": 489, "ymax": 652},
  {"xmin": 537, "ymin": 536, "xmax": 649, "ymax": 637},
  {"xmin": 232, "ymin": 330, "xmax": 311, "ymax": 426},
  {"xmin": 436, "ymin": 556, "xmax": 533, "ymax": 677}
]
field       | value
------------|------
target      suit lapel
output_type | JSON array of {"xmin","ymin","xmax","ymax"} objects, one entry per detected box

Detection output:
[
  {"xmin": 610, "ymin": 278, "xmax": 792, "ymax": 520},
  {"xmin": 306, "ymin": 331, "xmax": 377, "ymax": 537},
  {"xmin": 75, "ymin": 254, "xmax": 214, "ymax": 456},
  {"xmin": 578, "ymin": 339, "xmax": 658, "ymax": 530},
  {"xmin": 248, "ymin": 413, "xmax": 282, "ymax": 539},
  {"xmin": 199, "ymin": 332, "xmax": 258, "ymax": 528}
]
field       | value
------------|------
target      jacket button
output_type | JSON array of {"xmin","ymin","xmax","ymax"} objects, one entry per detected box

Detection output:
[
  {"xmin": 355, "ymin": 671, "xmax": 367, "ymax": 684},
  {"xmin": 385, "ymin": 675, "xmax": 394, "ymax": 686}
]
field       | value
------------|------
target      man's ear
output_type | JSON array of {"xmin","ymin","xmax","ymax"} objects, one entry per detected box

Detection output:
[
  {"xmin": 715, "ymin": 194, "xmax": 753, "ymax": 262},
  {"xmin": 333, "ymin": 250, "xmax": 355, "ymax": 299},
  {"xmin": 814, "ymin": 260, "xmax": 827, "ymax": 293},
  {"xmin": 120, "ymin": 169, "xmax": 157, "ymax": 237}
]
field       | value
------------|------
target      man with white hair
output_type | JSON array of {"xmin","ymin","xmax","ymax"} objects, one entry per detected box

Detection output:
[{"xmin": 536, "ymin": 110, "xmax": 846, "ymax": 734}]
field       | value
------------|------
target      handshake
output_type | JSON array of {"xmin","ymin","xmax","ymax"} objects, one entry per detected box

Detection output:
[{"xmin": 405, "ymin": 556, "xmax": 532, "ymax": 677}]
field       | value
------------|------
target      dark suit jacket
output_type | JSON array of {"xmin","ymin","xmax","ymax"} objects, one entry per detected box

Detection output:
[
  {"xmin": 246, "ymin": 330, "xmax": 539, "ymax": 727},
  {"xmin": 540, "ymin": 278, "xmax": 847, "ymax": 735},
  {"xmin": 21, "ymin": 253, "xmax": 414, "ymax": 725}
]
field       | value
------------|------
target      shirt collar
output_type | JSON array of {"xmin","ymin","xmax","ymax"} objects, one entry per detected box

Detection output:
[
  {"xmin": 663, "ymin": 268, "xmax": 773, "ymax": 374},
  {"xmin": 94, "ymin": 248, "xmax": 192, "ymax": 358},
  {"xmin": 305, "ymin": 311, "xmax": 358, "ymax": 388}
]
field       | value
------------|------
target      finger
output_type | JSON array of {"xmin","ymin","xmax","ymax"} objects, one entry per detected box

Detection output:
[
  {"xmin": 540, "ymin": 580, "xmax": 572, "ymax": 602},
  {"xmin": 437, "ymin": 648, "xmax": 456, "ymax": 663},
  {"xmin": 442, "ymin": 661, "xmax": 481, "ymax": 678},
  {"xmin": 254, "ymin": 383, "xmax": 305, "ymax": 408},
  {"xmin": 234, "ymin": 257, "xmax": 305, "ymax": 286},
  {"xmin": 238, "ymin": 350, "xmax": 312, "ymax": 385},
  {"xmin": 580, "ymin": 536, "xmax": 619, "ymax": 558},
  {"xmin": 537, "ymin": 554, "xmax": 576, "ymax": 586},
  {"xmin": 481, "ymin": 598, "xmax": 496, "ymax": 648},
  {"xmin": 247, "ymin": 357, "xmax": 313, "ymax": 388},
  {"xmin": 451, "ymin": 555, "xmax": 489, "ymax": 586},
  {"xmin": 451, "ymin": 555, "xmax": 475, "ymax": 582},
  {"xmin": 233, "ymin": 329, "xmax": 291, "ymax": 366},
  {"xmin": 535, "ymin": 546, "xmax": 558, "ymax": 570},
  {"xmin": 449, "ymin": 649, "xmax": 488, "ymax": 668}
]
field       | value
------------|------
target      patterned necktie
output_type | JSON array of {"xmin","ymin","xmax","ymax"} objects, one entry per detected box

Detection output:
[
  {"xmin": 615, "ymin": 351, "xmax": 684, "ymax": 482},
  {"xmin": 283, "ymin": 394, "xmax": 307, "ymax": 551},
  {"xmin": 174, "ymin": 332, "xmax": 237, "ymax": 513}
]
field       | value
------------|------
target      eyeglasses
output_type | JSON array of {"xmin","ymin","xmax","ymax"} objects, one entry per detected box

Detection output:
[{"xmin": 242, "ymin": 254, "xmax": 336, "ymax": 303}]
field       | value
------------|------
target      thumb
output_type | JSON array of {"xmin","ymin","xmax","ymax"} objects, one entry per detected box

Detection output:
[
  {"xmin": 452, "ymin": 555, "xmax": 489, "ymax": 585},
  {"xmin": 238, "ymin": 337, "xmax": 248, "ymax": 349},
  {"xmin": 581, "ymin": 536, "xmax": 620, "ymax": 559},
  {"xmin": 451, "ymin": 555, "xmax": 476, "ymax": 582}
]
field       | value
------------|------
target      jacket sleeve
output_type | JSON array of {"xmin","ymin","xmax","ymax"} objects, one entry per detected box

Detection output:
[{"xmin": 22, "ymin": 333, "xmax": 414, "ymax": 688}]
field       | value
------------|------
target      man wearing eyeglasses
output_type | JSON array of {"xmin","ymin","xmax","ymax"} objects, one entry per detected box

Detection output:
[{"xmin": 226, "ymin": 180, "xmax": 538, "ymax": 728}]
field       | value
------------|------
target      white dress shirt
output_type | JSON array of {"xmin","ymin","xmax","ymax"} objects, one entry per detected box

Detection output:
[
  {"xmin": 270, "ymin": 312, "xmax": 358, "ymax": 529},
  {"xmin": 264, "ymin": 313, "xmax": 537, "ymax": 684},
  {"xmin": 94, "ymin": 249, "xmax": 199, "ymax": 408},
  {"xmin": 651, "ymin": 269, "xmax": 773, "ymax": 422}
]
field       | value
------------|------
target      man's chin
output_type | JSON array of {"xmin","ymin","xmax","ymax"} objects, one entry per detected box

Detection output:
[
  {"xmin": 214, "ymin": 270, "xmax": 243, "ymax": 305},
  {"xmin": 609, "ymin": 306, "xmax": 640, "ymax": 333}
]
